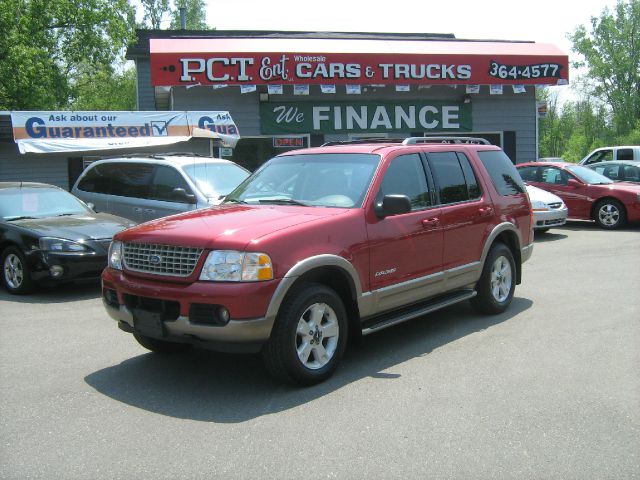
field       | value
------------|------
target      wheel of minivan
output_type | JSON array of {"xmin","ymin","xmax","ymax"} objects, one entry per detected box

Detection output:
[
  {"xmin": 471, "ymin": 243, "xmax": 515, "ymax": 315},
  {"xmin": 262, "ymin": 283, "xmax": 348, "ymax": 386},
  {"xmin": 594, "ymin": 199, "xmax": 626, "ymax": 229}
]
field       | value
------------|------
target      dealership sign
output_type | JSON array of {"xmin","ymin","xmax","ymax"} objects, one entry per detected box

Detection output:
[
  {"xmin": 260, "ymin": 101, "xmax": 471, "ymax": 134},
  {"xmin": 150, "ymin": 38, "xmax": 569, "ymax": 87},
  {"xmin": 10, "ymin": 111, "xmax": 240, "ymax": 154}
]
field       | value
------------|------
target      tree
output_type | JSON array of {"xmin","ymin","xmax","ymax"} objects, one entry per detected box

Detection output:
[
  {"xmin": 0, "ymin": 0, "xmax": 135, "ymax": 110},
  {"xmin": 169, "ymin": 0, "xmax": 208, "ymax": 29},
  {"xmin": 139, "ymin": 0, "xmax": 170, "ymax": 29},
  {"xmin": 569, "ymin": 0, "xmax": 640, "ymax": 135},
  {"xmin": 70, "ymin": 66, "xmax": 137, "ymax": 110}
]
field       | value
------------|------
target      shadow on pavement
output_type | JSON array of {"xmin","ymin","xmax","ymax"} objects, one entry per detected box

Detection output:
[
  {"xmin": 85, "ymin": 297, "xmax": 532, "ymax": 423},
  {"xmin": 0, "ymin": 280, "xmax": 101, "ymax": 304},
  {"xmin": 533, "ymin": 231, "xmax": 568, "ymax": 242}
]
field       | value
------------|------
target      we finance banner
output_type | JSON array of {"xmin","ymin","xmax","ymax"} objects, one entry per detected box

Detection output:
[
  {"xmin": 260, "ymin": 101, "xmax": 472, "ymax": 134},
  {"xmin": 10, "ymin": 111, "xmax": 239, "ymax": 154}
]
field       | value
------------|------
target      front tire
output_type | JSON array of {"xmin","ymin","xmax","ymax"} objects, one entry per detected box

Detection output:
[
  {"xmin": 262, "ymin": 283, "xmax": 348, "ymax": 386},
  {"xmin": 133, "ymin": 332, "xmax": 192, "ymax": 354},
  {"xmin": 2, "ymin": 246, "xmax": 35, "ymax": 295},
  {"xmin": 594, "ymin": 199, "xmax": 626, "ymax": 229},
  {"xmin": 471, "ymin": 243, "xmax": 516, "ymax": 315}
]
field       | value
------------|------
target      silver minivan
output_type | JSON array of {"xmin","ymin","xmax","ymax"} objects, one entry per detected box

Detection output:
[{"xmin": 72, "ymin": 154, "xmax": 250, "ymax": 223}]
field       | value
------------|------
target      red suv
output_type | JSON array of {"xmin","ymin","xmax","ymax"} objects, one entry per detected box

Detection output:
[
  {"xmin": 517, "ymin": 161, "xmax": 640, "ymax": 229},
  {"xmin": 102, "ymin": 138, "xmax": 534, "ymax": 385}
]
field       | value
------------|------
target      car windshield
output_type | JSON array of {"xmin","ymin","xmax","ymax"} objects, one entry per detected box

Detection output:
[
  {"xmin": 225, "ymin": 153, "xmax": 380, "ymax": 208},
  {"xmin": 0, "ymin": 187, "xmax": 89, "ymax": 220},
  {"xmin": 566, "ymin": 165, "xmax": 614, "ymax": 184},
  {"xmin": 182, "ymin": 162, "xmax": 250, "ymax": 199}
]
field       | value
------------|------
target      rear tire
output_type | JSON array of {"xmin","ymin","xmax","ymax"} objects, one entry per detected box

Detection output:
[
  {"xmin": 133, "ymin": 332, "xmax": 192, "ymax": 354},
  {"xmin": 594, "ymin": 199, "xmax": 626, "ymax": 229},
  {"xmin": 471, "ymin": 243, "xmax": 516, "ymax": 315},
  {"xmin": 262, "ymin": 283, "xmax": 348, "ymax": 386}
]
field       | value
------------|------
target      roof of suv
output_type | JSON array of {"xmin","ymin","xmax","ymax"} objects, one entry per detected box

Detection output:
[{"xmin": 279, "ymin": 138, "xmax": 502, "ymax": 156}]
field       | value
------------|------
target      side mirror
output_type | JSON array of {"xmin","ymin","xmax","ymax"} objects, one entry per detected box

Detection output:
[
  {"xmin": 375, "ymin": 194, "xmax": 412, "ymax": 219},
  {"xmin": 173, "ymin": 188, "xmax": 197, "ymax": 204},
  {"xmin": 567, "ymin": 179, "xmax": 581, "ymax": 188}
]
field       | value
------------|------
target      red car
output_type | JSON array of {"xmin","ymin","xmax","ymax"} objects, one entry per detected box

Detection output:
[
  {"xmin": 517, "ymin": 161, "xmax": 640, "ymax": 229},
  {"xmin": 102, "ymin": 138, "xmax": 534, "ymax": 385}
]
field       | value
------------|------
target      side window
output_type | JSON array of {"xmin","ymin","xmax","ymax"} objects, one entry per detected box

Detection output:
[
  {"xmin": 603, "ymin": 165, "xmax": 620, "ymax": 180},
  {"xmin": 150, "ymin": 166, "xmax": 193, "ymax": 203},
  {"xmin": 77, "ymin": 164, "xmax": 108, "ymax": 193},
  {"xmin": 617, "ymin": 149, "xmax": 633, "ymax": 161},
  {"xmin": 517, "ymin": 166, "xmax": 538, "ymax": 182},
  {"xmin": 112, "ymin": 163, "xmax": 154, "ymax": 198},
  {"xmin": 427, "ymin": 151, "xmax": 472, "ymax": 204},
  {"xmin": 589, "ymin": 149, "xmax": 613, "ymax": 164},
  {"xmin": 476, "ymin": 150, "xmax": 526, "ymax": 195},
  {"xmin": 379, "ymin": 153, "xmax": 431, "ymax": 210},
  {"xmin": 623, "ymin": 165, "xmax": 640, "ymax": 182},
  {"xmin": 457, "ymin": 153, "xmax": 481, "ymax": 199},
  {"xmin": 541, "ymin": 167, "xmax": 568, "ymax": 186}
]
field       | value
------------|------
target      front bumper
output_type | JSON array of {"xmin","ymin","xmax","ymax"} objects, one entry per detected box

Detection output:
[
  {"xmin": 101, "ymin": 268, "xmax": 280, "ymax": 352},
  {"xmin": 27, "ymin": 250, "xmax": 107, "ymax": 285},
  {"xmin": 532, "ymin": 207, "xmax": 568, "ymax": 229}
]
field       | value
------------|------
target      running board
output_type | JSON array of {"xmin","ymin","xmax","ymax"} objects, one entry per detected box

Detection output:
[{"xmin": 361, "ymin": 289, "xmax": 477, "ymax": 336}]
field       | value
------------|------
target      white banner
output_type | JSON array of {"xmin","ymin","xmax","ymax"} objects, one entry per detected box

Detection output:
[{"xmin": 10, "ymin": 111, "xmax": 240, "ymax": 154}]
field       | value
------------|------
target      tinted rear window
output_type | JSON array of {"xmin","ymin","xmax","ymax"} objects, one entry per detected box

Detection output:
[
  {"xmin": 77, "ymin": 162, "xmax": 154, "ymax": 198},
  {"xmin": 477, "ymin": 151, "xmax": 525, "ymax": 195}
]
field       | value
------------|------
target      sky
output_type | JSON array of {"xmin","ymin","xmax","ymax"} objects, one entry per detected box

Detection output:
[{"xmin": 201, "ymin": 0, "xmax": 621, "ymax": 101}]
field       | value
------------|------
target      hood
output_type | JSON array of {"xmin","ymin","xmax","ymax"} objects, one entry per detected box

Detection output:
[
  {"xmin": 117, "ymin": 204, "xmax": 349, "ymax": 250},
  {"xmin": 526, "ymin": 184, "xmax": 563, "ymax": 204},
  {"xmin": 13, "ymin": 213, "xmax": 135, "ymax": 240}
]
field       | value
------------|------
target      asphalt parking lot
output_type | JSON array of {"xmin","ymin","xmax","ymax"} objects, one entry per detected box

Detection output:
[{"xmin": 1, "ymin": 221, "xmax": 639, "ymax": 480}]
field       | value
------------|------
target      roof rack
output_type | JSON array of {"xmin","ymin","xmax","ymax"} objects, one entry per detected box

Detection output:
[
  {"xmin": 321, "ymin": 138, "xmax": 405, "ymax": 146},
  {"xmin": 402, "ymin": 136, "xmax": 491, "ymax": 145}
]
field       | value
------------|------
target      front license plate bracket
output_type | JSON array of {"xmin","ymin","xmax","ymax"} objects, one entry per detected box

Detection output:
[{"xmin": 133, "ymin": 309, "xmax": 165, "ymax": 338}]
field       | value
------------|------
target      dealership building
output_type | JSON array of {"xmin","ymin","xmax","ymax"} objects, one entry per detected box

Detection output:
[{"xmin": 0, "ymin": 29, "xmax": 568, "ymax": 189}]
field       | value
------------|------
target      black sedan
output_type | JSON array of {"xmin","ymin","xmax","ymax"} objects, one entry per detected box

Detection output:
[
  {"xmin": 586, "ymin": 160, "xmax": 640, "ymax": 184},
  {"xmin": 1, "ymin": 182, "xmax": 135, "ymax": 294}
]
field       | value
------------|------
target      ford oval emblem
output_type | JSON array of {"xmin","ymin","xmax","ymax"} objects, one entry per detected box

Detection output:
[{"xmin": 148, "ymin": 254, "xmax": 162, "ymax": 265}]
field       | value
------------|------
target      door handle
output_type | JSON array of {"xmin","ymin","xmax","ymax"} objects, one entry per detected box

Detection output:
[
  {"xmin": 422, "ymin": 217, "xmax": 440, "ymax": 227},
  {"xmin": 478, "ymin": 206, "xmax": 493, "ymax": 216},
  {"xmin": 133, "ymin": 207, "xmax": 143, "ymax": 213},
  {"xmin": 144, "ymin": 209, "xmax": 155, "ymax": 213}
]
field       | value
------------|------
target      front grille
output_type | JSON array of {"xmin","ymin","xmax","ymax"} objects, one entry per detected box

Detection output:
[
  {"xmin": 548, "ymin": 202, "xmax": 563, "ymax": 210},
  {"xmin": 123, "ymin": 242, "xmax": 203, "ymax": 277}
]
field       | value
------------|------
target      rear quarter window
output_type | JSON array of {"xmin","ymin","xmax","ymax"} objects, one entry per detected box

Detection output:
[{"xmin": 477, "ymin": 150, "xmax": 525, "ymax": 196}]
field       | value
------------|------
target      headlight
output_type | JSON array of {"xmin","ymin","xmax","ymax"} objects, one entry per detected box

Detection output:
[
  {"xmin": 530, "ymin": 200, "xmax": 549, "ymax": 211},
  {"xmin": 39, "ymin": 237, "xmax": 89, "ymax": 253},
  {"xmin": 108, "ymin": 240, "xmax": 123, "ymax": 270},
  {"xmin": 199, "ymin": 250, "xmax": 273, "ymax": 282}
]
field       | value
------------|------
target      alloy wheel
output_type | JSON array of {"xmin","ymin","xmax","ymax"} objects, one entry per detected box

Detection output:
[
  {"xmin": 295, "ymin": 302, "xmax": 340, "ymax": 370},
  {"xmin": 490, "ymin": 255, "xmax": 512, "ymax": 303}
]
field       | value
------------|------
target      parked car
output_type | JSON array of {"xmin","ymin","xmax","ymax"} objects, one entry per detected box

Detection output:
[
  {"xmin": 1, "ymin": 182, "xmax": 135, "ymax": 294},
  {"xmin": 586, "ymin": 160, "xmax": 640, "ymax": 184},
  {"xmin": 517, "ymin": 161, "xmax": 640, "ymax": 229},
  {"xmin": 72, "ymin": 154, "xmax": 250, "ymax": 223},
  {"xmin": 579, "ymin": 146, "xmax": 640, "ymax": 165},
  {"xmin": 101, "ymin": 137, "xmax": 534, "ymax": 385},
  {"xmin": 525, "ymin": 184, "xmax": 568, "ymax": 232}
]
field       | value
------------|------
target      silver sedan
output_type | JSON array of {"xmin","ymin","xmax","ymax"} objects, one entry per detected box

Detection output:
[{"xmin": 526, "ymin": 184, "xmax": 568, "ymax": 232}]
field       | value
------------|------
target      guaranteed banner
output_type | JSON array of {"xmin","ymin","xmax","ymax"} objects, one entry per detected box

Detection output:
[
  {"xmin": 260, "ymin": 101, "xmax": 472, "ymax": 134},
  {"xmin": 11, "ymin": 111, "xmax": 240, "ymax": 154}
]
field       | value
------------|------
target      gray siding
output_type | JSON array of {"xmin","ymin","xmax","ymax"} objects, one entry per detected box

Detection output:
[
  {"xmin": 135, "ymin": 58, "xmax": 156, "ymax": 111},
  {"xmin": 0, "ymin": 143, "xmax": 70, "ymax": 189}
]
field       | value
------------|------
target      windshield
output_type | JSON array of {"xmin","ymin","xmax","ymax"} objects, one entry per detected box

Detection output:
[
  {"xmin": 182, "ymin": 162, "xmax": 250, "ymax": 199},
  {"xmin": 0, "ymin": 187, "xmax": 89, "ymax": 220},
  {"xmin": 566, "ymin": 165, "xmax": 613, "ymax": 184},
  {"xmin": 225, "ymin": 153, "xmax": 380, "ymax": 208}
]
